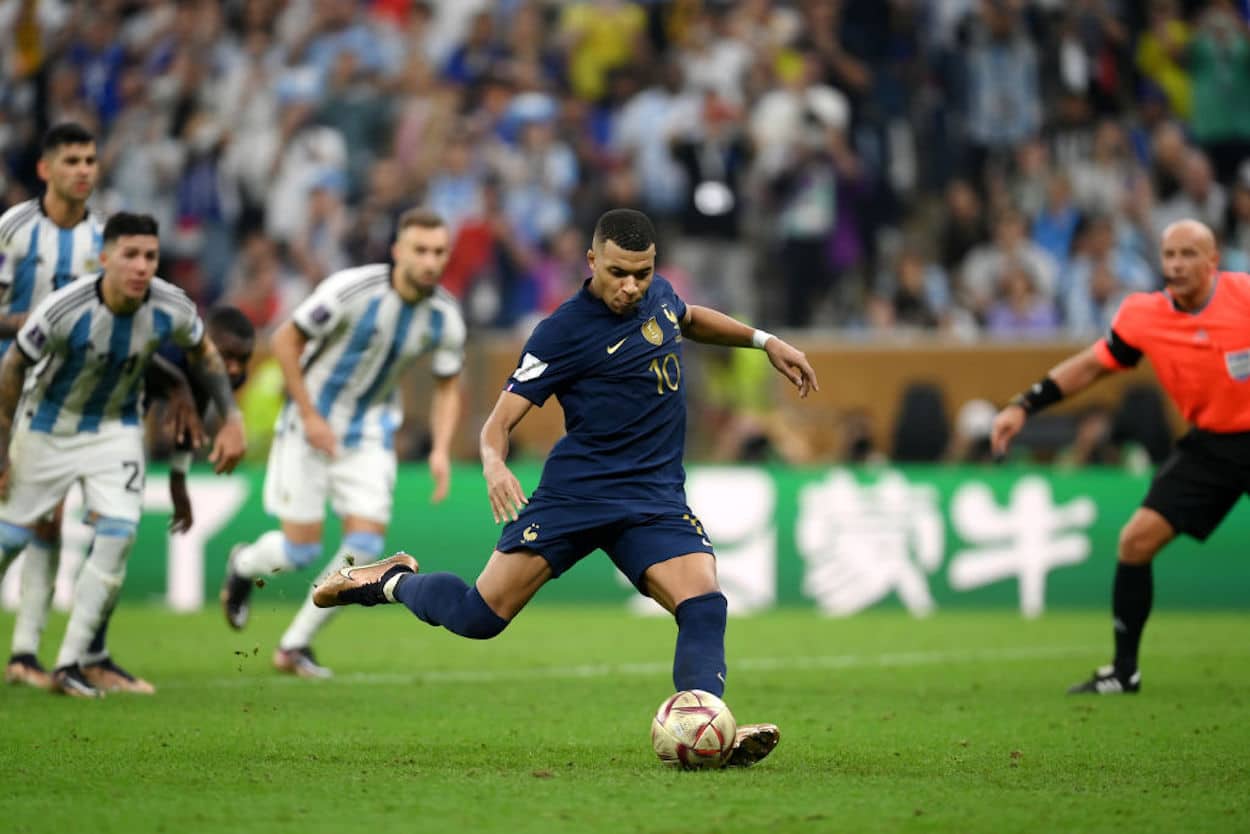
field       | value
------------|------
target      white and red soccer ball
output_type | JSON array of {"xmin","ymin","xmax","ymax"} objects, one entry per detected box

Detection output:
[{"xmin": 650, "ymin": 689, "xmax": 737, "ymax": 769}]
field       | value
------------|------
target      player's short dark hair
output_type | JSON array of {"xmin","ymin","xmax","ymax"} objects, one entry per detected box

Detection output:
[
  {"xmin": 207, "ymin": 306, "xmax": 255, "ymax": 342},
  {"xmin": 42, "ymin": 122, "xmax": 95, "ymax": 155},
  {"xmin": 102, "ymin": 212, "xmax": 159, "ymax": 243},
  {"xmin": 397, "ymin": 208, "xmax": 446, "ymax": 232},
  {"xmin": 593, "ymin": 209, "xmax": 656, "ymax": 252}
]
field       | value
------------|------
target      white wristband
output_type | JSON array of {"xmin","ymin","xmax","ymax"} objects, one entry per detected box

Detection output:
[
  {"xmin": 751, "ymin": 329, "xmax": 774, "ymax": 349},
  {"xmin": 170, "ymin": 451, "xmax": 192, "ymax": 474}
]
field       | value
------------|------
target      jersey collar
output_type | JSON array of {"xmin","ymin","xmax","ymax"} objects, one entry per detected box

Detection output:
[
  {"xmin": 38, "ymin": 192, "xmax": 90, "ymax": 228},
  {"xmin": 94, "ymin": 273, "xmax": 151, "ymax": 312},
  {"xmin": 1165, "ymin": 273, "xmax": 1219, "ymax": 315}
]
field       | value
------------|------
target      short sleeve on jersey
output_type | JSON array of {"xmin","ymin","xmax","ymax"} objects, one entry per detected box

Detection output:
[
  {"xmin": 504, "ymin": 318, "xmax": 583, "ymax": 406},
  {"xmin": 1094, "ymin": 296, "xmax": 1146, "ymax": 370},
  {"xmin": 175, "ymin": 309, "xmax": 205, "ymax": 349},
  {"xmin": 292, "ymin": 271, "xmax": 366, "ymax": 339},
  {"xmin": 15, "ymin": 293, "xmax": 57, "ymax": 362},
  {"xmin": 431, "ymin": 305, "xmax": 467, "ymax": 379}
]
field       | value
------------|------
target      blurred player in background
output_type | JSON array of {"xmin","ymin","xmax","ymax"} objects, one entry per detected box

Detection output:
[
  {"xmin": 220, "ymin": 209, "xmax": 464, "ymax": 679},
  {"xmin": 67, "ymin": 305, "xmax": 256, "ymax": 694},
  {"xmin": 315, "ymin": 209, "xmax": 819, "ymax": 767},
  {"xmin": 0, "ymin": 122, "xmax": 104, "ymax": 689},
  {"xmin": 0, "ymin": 212, "xmax": 245, "ymax": 696},
  {"xmin": 992, "ymin": 219, "xmax": 1250, "ymax": 694}
]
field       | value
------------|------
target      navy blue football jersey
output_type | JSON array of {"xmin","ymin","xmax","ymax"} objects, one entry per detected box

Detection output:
[{"xmin": 505, "ymin": 275, "xmax": 689, "ymax": 505}]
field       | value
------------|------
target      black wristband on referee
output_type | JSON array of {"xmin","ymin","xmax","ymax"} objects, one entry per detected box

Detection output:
[{"xmin": 1009, "ymin": 376, "xmax": 1063, "ymax": 415}]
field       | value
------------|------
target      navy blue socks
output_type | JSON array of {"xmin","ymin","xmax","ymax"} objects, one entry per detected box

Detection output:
[
  {"xmin": 672, "ymin": 591, "xmax": 727, "ymax": 697},
  {"xmin": 393, "ymin": 573, "xmax": 508, "ymax": 640}
]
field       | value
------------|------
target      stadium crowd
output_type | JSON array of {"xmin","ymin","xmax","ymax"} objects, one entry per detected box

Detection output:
[{"xmin": 2, "ymin": 0, "xmax": 1249, "ymax": 339}]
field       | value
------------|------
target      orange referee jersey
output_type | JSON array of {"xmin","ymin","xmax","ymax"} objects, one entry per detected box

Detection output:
[{"xmin": 1094, "ymin": 271, "xmax": 1250, "ymax": 433}]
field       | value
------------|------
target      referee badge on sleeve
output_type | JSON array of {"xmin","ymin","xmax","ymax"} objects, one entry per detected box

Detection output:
[{"xmin": 1225, "ymin": 348, "xmax": 1250, "ymax": 381}]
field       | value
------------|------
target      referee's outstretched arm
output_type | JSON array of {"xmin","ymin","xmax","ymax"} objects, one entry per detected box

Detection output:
[{"xmin": 990, "ymin": 345, "xmax": 1112, "ymax": 457}]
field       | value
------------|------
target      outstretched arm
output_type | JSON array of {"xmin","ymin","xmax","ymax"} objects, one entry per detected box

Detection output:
[
  {"xmin": 427, "ymin": 374, "xmax": 462, "ymax": 504},
  {"xmin": 991, "ymin": 344, "xmax": 1114, "ymax": 456},
  {"xmin": 680, "ymin": 305, "xmax": 820, "ymax": 398},
  {"xmin": 479, "ymin": 390, "xmax": 534, "ymax": 524},
  {"xmin": 183, "ymin": 336, "xmax": 246, "ymax": 473},
  {"xmin": 0, "ymin": 348, "xmax": 30, "ymax": 497}
]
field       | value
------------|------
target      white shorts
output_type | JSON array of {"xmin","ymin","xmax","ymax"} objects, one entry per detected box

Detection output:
[
  {"xmin": 262, "ymin": 415, "xmax": 397, "ymax": 525},
  {"xmin": 0, "ymin": 422, "xmax": 145, "ymax": 526}
]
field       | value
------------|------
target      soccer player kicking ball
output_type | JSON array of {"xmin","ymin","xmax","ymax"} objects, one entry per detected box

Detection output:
[
  {"xmin": 992, "ymin": 219, "xmax": 1249, "ymax": 695},
  {"xmin": 0, "ymin": 212, "xmax": 246, "ymax": 697},
  {"xmin": 220, "ymin": 209, "xmax": 464, "ymax": 679},
  {"xmin": 314, "ymin": 209, "xmax": 819, "ymax": 766}
]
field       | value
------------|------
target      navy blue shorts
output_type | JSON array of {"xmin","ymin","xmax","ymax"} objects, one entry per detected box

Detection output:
[{"xmin": 495, "ymin": 496, "xmax": 715, "ymax": 594}]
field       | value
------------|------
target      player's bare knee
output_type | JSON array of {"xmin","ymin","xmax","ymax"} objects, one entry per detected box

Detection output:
[{"xmin": 1117, "ymin": 523, "xmax": 1163, "ymax": 565}]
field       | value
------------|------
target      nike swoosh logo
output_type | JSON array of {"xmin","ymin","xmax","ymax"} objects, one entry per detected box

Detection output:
[{"xmin": 606, "ymin": 338, "xmax": 627, "ymax": 354}]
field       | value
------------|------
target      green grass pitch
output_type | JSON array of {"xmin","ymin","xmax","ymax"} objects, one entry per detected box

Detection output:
[{"xmin": 1, "ymin": 606, "xmax": 1247, "ymax": 834}]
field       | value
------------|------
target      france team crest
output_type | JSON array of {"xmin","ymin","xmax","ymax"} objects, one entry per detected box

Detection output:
[{"xmin": 642, "ymin": 317, "xmax": 663, "ymax": 345}]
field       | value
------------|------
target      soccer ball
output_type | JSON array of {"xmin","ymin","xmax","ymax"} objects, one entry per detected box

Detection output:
[{"xmin": 650, "ymin": 689, "xmax": 737, "ymax": 769}]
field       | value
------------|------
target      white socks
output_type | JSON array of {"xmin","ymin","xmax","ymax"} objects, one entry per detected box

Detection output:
[
  {"xmin": 232, "ymin": 530, "xmax": 290, "ymax": 579},
  {"xmin": 11, "ymin": 539, "xmax": 57, "ymax": 657},
  {"xmin": 55, "ymin": 533, "xmax": 131, "ymax": 669},
  {"xmin": 277, "ymin": 545, "xmax": 351, "ymax": 650}
]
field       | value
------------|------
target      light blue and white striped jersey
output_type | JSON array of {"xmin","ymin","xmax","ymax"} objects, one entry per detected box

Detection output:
[
  {"xmin": 289, "ymin": 264, "xmax": 466, "ymax": 449},
  {"xmin": 0, "ymin": 198, "xmax": 104, "ymax": 354},
  {"xmin": 15, "ymin": 275, "xmax": 204, "ymax": 436}
]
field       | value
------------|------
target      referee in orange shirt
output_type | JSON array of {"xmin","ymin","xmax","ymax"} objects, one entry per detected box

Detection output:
[{"xmin": 992, "ymin": 219, "xmax": 1250, "ymax": 694}]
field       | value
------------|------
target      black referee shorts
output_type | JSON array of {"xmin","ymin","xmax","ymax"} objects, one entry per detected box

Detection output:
[{"xmin": 1142, "ymin": 429, "xmax": 1250, "ymax": 541}]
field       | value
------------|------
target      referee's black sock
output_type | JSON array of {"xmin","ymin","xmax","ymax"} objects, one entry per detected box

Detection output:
[{"xmin": 1112, "ymin": 562, "xmax": 1153, "ymax": 676}]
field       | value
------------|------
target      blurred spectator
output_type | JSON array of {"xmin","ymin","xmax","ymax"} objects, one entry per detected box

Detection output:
[
  {"xmin": 613, "ymin": 59, "xmax": 695, "ymax": 219},
  {"xmin": 938, "ymin": 178, "xmax": 988, "ymax": 272},
  {"xmin": 529, "ymin": 225, "xmax": 588, "ymax": 314},
  {"xmin": 1063, "ymin": 214, "xmax": 1154, "ymax": 336},
  {"xmin": 224, "ymin": 231, "xmax": 303, "ymax": 332},
  {"xmin": 1187, "ymin": 0, "xmax": 1250, "ymax": 182},
  {"xmin": 679, "ymin": 7, "xmax": 753, "ymax": 107},
  {"xmin": 442, "ymin": 175, "xmax": 535, "ymax": 327},
  {"xmin": 315, "ymin": 51, "xmax": 391, "ymax": 199},
  {"xmin": 442, "ymin": 9, "xmax": 505, "ymax": 88},
  {"xmin": 1031, "ymin": 172, "xmax": 1082, "ymax": 265},
  {"xmin": 963, "ymin": 0, "xmax": 1041, "ymax": 181},
  {"xmin": 1134, "ymin": 0, "xmax": 1192, "ymax": 120},
  {"xmin": 960, "ymin": 208, "xmax": 1059, "ymax": 318},
  {"xmin": 984, "ymin": 259, "xmax": 1060, "ymax": 339},
  {"xmin": 559, "ymin": 0, "xmax": 647, "ymax": 102},
  {"xmin": 0, "ymin": 0, "xmax": 70, "ymax": 83},
  {"xmin": 289, "ymin": 168, "xmax": 350, "ymax": 284},
  {"xmin": 867, "ymin": 245, "xmax": 953, "ymax": 333},
  {"xmin": 669, "ymin": 90, "xmax": 754, "ymax": 316},
  {"xmin": 1223, "ymin": 161, "xmax": 1250, "ymax": 269},
  {"xmin": 1153, "ymin": 148, "xmax": 1227, "ymax": 235},
  {"xmin": 426, "ymin": 139, "xmax": 483, "ymax": 240},
  {"xmin": 1070, "ymin": 118, "xmax": 1135, "ymax": 215},
  {"xmin": 344, "ymin": 157, "xmax": 413, "ymax": 264},
  {"xmin": 65, "ymin": 9, "xmax": 126, "ymax": 129},
  {"xmin": 497, "ymin": 117, "xmax": 577, "ymax": 248}
]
